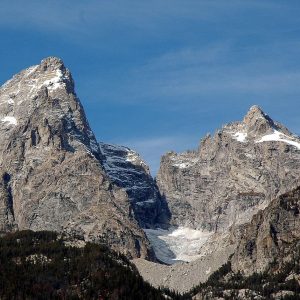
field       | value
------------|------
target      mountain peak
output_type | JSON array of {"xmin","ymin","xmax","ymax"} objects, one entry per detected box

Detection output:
[
  {"xmin": 40, "ymin": 56, "xmax": 65, "ymax": 71},
  {"xmin": 243, "ymin": 105, "xmax": 267, "ymax": 123},
  {"xmin": 243, "ymin": 105, "xmax": 275, "ymax": 135},
  {"xmin": 0, "ymin": 59, "xmax": 152, "ymax": 259}
]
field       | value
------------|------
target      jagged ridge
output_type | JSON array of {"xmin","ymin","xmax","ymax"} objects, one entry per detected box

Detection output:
[
  {"xmin": 157, "ymin": 105, "xmax": 300, "ymax": 231},
  {"xmin": 0, "ymin": 57, "xmax": 152, "ymax": 259},
  {"xmin": 99, "ymin": 142, "xmax": 170, "ymax": 228}
]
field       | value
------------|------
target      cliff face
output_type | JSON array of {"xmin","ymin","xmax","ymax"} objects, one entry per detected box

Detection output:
[
  {"xmin": 231, "ymin": 186, "xmax": 300, "ymax": 276},
  {"xmin": 189, "ymin": 187, "xmax": 300, "ymax": 299},
  {"xmin": 157, "ymin": 106, "xmax": 300, "ymax": 233},
  {"xmin": 0, "ymin": 57, "xmax": 152, "ymax": 259},
  {"xmin": 99, "ymin": 143, "xmax": 170, "ymax": 228},
  {"xmin": 3, "ymin": 57, "xmax": 300, "ymax": 293}
]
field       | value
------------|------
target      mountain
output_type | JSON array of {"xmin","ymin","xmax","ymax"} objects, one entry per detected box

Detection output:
[
  {"xmin": 2, "ymin": 57, "xmax": 300, "ymax": 297},
  {"xmin": 0, "ymin": 57, "xmax": 152, "ymax": 259},
  {"xmin": 99, "ymin": 142, "xmax": 170, "ymax": 228},
  {"xmin": 190, "ymin": 187, "xmax": 300, "ymax": 299},
  {"xmin": 231, "ymin": 186, "xmax": 300, "ymax": 276},
  {"xmin": 157, "ymin": 105, "xmax": 300, "ymax": 232},
  {"xmin": 135, "ymin": 106, "xmax": 300, "ymax": 292},
  {"xmin": 190, "ymin": 257, "xmax": 300, "ymax": 299}
]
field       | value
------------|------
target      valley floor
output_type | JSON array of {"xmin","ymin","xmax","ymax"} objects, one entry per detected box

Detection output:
[{"xmin": 133, "ymin": 243, "xmax": 234, "ymax": 293}]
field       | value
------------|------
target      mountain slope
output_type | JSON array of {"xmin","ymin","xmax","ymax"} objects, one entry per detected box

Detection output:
[
  {"xmin": 157, "ymin": 105, "xmax": 300, "ymax": 232},
  {"xmin": 99, "ymin": 142, "xmax": 170, "ymax": 228},
  {"xmin": 0, "ymin": 57, "xmax": 151, "ymax": 259},
  {"xmin": 0, "ymin": 230, "xmax": 184, "ymax": 300},
  {"xmin": 134, "ymin": 106, "xmax": 300, "ymax": 292},
  {"xmin": 231, "ymin": 186, "xmax": 300, "ymax": 276},
  {"xmin": 191, "ymin": 259, "xmax": 300, "ymax": 299},
  {"xmin": 190, "ymin": 187, "xmax": 300, "ymax": 299}
]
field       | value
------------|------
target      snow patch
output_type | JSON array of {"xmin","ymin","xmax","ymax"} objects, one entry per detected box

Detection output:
[
  {"xmin": 1, "ymin": 116, "xmax": 17, "ymax": 126},
  {"xmin": 100, "ymin": 143, "xmax": 128, "ymax": 152},
  {"xmin": 100, "ymin": 142, "xmax": 149, "ymax": 171},
  {"xmin": 42, "ymin": 69, "xmax": 66, "ymax": 91},
  {"xmin": 126, "ymin": 150, "xmax": 139, "ymax": 163},
  {"xmin": 171, "ymin": 157, "xmax": 199, "ymax": 169},
  {"xmin": 136, "ymin": 199, "xmax": 156, "ymax": 206},
  {"xmin": 232, "ymin": 132, "xmax": 247, "ymax": 142},
  {"xmin": 245, "ymin": 153, "xmax": 254, "ymax": 158},
  {"xmin": 174, "ymin": 162, "xmax": 191, "ymax": 169},
  {"xmin": 25, "ymin": 65, "xmax": 39, "ymax": 77},
  {"xmin": 88, "ymin": 135, "xmax": 100, "ymax": 154},
  {"xmin": 144, "ymin": 227, "xmax": 212, "ymax": 265},
  {"xmin": 256, "ymin": 130, "xmax": 300, "ymax": 150},
  {"xmin": 126, "ymin": 149, "xmax": 149, "ymax": 169},
  {"xmin": 1, "ymin": 78, "xmax": 13, "ymax": 89}
]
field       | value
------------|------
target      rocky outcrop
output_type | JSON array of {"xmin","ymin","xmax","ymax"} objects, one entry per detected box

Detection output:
[
  {"xmin": 99, "ymin": 143, "xmax": 170, "ymax": 228},
  {"xmin": 157, "ymin": 105, "xmax": 300, "ymax": 233},
  {"xmin": 190, "ymin": 194, "xmax": 300, "ymax": 299},
  {"xmin": 231, "ymin": 186, "xmax": 300, "ymax": 276},
  {"xmin": 0, "ymin": 57, "xmax": 152, "ymax": 259},
  {"xmin": 134, "ymin": 106, "xmax": 300, "ymax": 292}
]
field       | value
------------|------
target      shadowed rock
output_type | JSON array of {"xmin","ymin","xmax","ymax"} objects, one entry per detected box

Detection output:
[{"xmin": 99, "ymin": 142, "xmax": 170, "ymax": 228}]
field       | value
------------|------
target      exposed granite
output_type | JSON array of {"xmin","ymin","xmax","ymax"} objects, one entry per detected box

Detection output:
[
  {"xmin": 157, "ymin": 106, "xmax": 300, "ymax": 233},
  {"xmin": 0, "ymin": 57, "xmax": 152, "ymax": 259},
  {"xmin": 231, "ymin": 186, "xmax": 300, "ymax": 276}
]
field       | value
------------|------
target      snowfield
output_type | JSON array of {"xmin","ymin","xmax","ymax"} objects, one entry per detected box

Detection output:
[
  {"xmin": 256, "ymin": 130, "xmax": 300, "ymax": 150},
  {"xmin": 232, "ymin": 132, "xmax": 247, "ymax": 142},
  {"xmin": 1, "ymin": 116, "xmax": 17, "ymax": 125},
  {"xmin": 144, "ymin": 227, "xmax": 212, "ymax": 265}
]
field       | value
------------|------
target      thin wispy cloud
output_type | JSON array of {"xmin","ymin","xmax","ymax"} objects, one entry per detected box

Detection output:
[
  {"xmin": 82, "ymin": 39, "xmax": 300, "ymax": 105},
  {"xmin": 1, "ymin": 0, "xmax": 300, "ymax": 172},
  {"xmin": 0, "ymin": 1, "xmax": 290, "ymax": 38}
]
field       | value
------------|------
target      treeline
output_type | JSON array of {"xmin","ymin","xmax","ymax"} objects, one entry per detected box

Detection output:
[
  {"xmin": 0, "ymin": 230, "xmax": 187, "ymax": 299},
  {"xmin": 8, "ymin": 229, "xmax": 300, "ymax": 299},
  {"xmin": 189, "ymin": 249, "xmax": 300, "ymax": 299}
]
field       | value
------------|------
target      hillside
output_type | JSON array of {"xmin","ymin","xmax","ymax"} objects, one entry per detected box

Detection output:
[
  {"xmin": 0, "ymin": 57, "xmax": 152, "ymax": 259},
  {"xmin": 0, "ymin": 230, "xmax": 185, "ymax": 300},
  {"xmin": 190, "ymin": 186, "xmax": 300, "ymax": 299},
  {"xmin": 190, "ymin": 256, "xmax": 300, "ymax": 299}
]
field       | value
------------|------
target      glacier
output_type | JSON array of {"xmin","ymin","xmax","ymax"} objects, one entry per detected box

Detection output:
[{"xmin": 144, "ymin": 227, "xmax": 212, "ymax": 265}]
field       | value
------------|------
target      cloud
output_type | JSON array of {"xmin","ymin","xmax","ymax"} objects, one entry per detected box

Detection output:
[
  {"xmin": 1, "ymin": 0, "xmax": 299, "ymax": 174},
  {"xmin": 135, "ymin": 38, "xmax": 300, "ymax": 95},
  {"xmin": 82, "ymin": 38, "xmax": 300, "ymax": 107},
  {"xmin": 0, "ymin": 0, "xmax": 288, "ymax": 39}
]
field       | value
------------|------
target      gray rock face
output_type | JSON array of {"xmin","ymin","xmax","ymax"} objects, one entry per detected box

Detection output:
[
  {"xmin": 99, "ymin": 143, "xmax": 170, "ymax": 228},
  {"xmin": 157, "ymin": 105, "xmax": 300, "ymax": 233},
  {"xmin": 0, "ymin": 57, "xmax": 152, "ymax": 259},
  {"xmin": 135, "ymin": 106, "xmax": 300, "ymax": 293},
  {"xmin": 231, "ymin": 186, "xmax": 300, "ymax": 276}
]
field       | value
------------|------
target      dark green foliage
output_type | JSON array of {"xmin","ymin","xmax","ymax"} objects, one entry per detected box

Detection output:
[{"xmin": 0, "ymin": 230, "xmax": 186, "ymax": 300}]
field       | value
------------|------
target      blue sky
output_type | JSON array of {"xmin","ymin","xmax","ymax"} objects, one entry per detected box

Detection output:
[{"xmin": 1, "ymin": 0, "xmax": 300, "ymax": 173}]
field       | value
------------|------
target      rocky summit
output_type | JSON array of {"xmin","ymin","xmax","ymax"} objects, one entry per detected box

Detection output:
[
  {"xmin": 157, "ymin": 105, "xmax": 300, "ymax": 232},
  {"xmin": 2, "ymin": 57, "xmax": 300, "ymax": 298},
  {"xmin": 0, "ymin": 57, "xmax": 153, "ymax": 259},
  {"xmin": 134, "ymin": 105, "xmax": 300, "ymax": 293}
]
